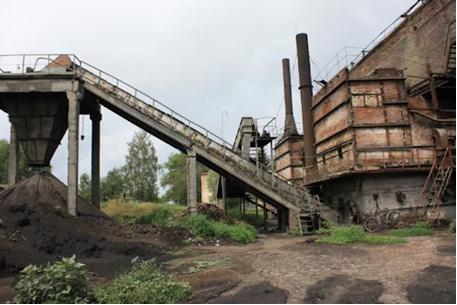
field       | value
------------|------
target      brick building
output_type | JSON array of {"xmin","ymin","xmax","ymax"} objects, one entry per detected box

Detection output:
[{"xmin": 275, "ymin": 0, "xmax": 456, "ymax": 223}]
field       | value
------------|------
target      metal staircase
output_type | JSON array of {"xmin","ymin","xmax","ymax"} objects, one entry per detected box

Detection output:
[
  {"xmin": 68, "ymin": 57, "xmax": 321, "ymax": 219},
  {"xmin": 414, "ymin": 146, "xmax": 455, "ymax": 221}
]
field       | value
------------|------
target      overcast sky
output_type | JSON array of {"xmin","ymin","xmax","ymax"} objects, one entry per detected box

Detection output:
[{"xmin": 0, "ymin": 0, "xmax": 415, "ymax": 193}]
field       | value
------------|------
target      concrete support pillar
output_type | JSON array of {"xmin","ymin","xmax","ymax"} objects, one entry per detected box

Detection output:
[
  {"xmin": 263, "ymin": 202, "xmax": 267, "ymax": 231},
  {"xmin": 8, "ymin": 124, "xmax": 20, "ymax": 187},
  {"xmin": 221, "ymin": 176, "xmax": 227, "ymax": 218},
  {"xmin": 186, "ymin": 148, "xmax": 198, "ymax": 215},
  {"xmin": 288, "ymin": 209, "xmax": 300, "ymax": 231},
  {"xmin": 67, "ymin": 91, "xmax": 80, "ymax": 216},
  {"xmin": 255, "ymin": 197, "xmax": 259, "ymax": 222},
  {"xmin": 90, "ymin": 108, "xmax": 102, "ymax": 209}
]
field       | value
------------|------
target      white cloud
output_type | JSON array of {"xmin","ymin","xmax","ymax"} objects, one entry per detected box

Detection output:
[{"xmin": 0, "ymin": 0, "xmax": 415, "ymax": 187}]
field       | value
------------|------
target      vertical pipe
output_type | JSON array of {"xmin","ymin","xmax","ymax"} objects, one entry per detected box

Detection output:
[
  {"xmin": 90, "ymin": 108, "xmax": 101, "ymax": 209},
  {"xmin": 186, "ymin": 149, "xmax": 198, "ymax": 215},
  {"xmin": 282, "ymin": 59, "xmax": 298, "ymax": 136},
  {"xmin": 67, "ymin": 91, "xmax": 80, "ymax": 217},
  {"xmin": 8, "ymin": 124, "xmax": 20, "ymax": 187},
  {"xmin": 296, "ymin": 33, "xmax": 316, "ymax": 170}
]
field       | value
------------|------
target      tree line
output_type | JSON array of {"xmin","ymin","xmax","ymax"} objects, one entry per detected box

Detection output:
[
  {"xmin": 0, "ymin": 130, "xmax": 223, "ymax": 205},
  {"xmin": 78, "ymin": 130, "xmax": 219, "ymax": 204},
  {"xmin": 0, "ymin": 139, "xmax": 52, "ymax": 185}
]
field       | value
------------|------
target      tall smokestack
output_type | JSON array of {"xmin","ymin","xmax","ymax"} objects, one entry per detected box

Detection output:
[
  {"xmin": 296, "ymin": 33, "xmax": 316, "ymax": 169},
  {"xmin": 282, "ymin": 58, "xmax": 298, "ymax": 136}
]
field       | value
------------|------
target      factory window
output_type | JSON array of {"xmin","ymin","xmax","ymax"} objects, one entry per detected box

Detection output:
[{"xmin": 338, "ymin": 147, "xmax": 343, "ymax": 159}]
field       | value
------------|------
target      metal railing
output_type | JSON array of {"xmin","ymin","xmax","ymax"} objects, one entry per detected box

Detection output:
[
  {"xmin": 0, "ymin": 54, "xmax": 321, "ymax": 210},
  {"xmin": 313, "ymin": 2, "xmax": 420, "ymax": 87}
]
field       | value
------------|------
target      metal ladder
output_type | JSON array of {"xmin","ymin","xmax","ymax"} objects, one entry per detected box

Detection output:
[{"xmin": 414, "ymin": 147, "xmax": 455, "ymax": 221}]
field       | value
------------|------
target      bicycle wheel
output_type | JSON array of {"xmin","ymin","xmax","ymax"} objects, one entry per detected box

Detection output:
[
  {"xmin": 386, "ymin": 211, "xmax": 404, "ymax": 229},
  {"xmin": 364, "ymin": 217, "xmax": 381, "ymax": 232}
]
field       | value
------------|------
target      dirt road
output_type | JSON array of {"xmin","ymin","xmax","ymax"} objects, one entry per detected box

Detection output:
[
  {"xmin": 1, "ymin": 230, "xmax": 455, "ymax": 303},
  {"xmin": 171, "ymin": 232, "xmax": 456, "ymax": 304}
]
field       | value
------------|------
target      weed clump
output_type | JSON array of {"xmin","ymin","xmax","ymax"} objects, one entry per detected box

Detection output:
[
  {"xmin": 11, "ymin": 255, "xmax": 94, "ymax": 304},
  {"xmin": 95, "ymin": 257, "xmax": 191, "ymax": 304},
  {"xmin": 135, "ymin": 208, "xmax": 174, "ymax": 227},
  {"xmin": 389, "ymin": 221, "xmax": 434, "ymax": 237},
  {"xmin": 450, "ymin": 219, "xmax": 456, "ymax": 235},
  {"xmin": 315, "ymin": 224, "xmax": 406, "ymax": 244},
  {"xmin": 186, "ymin": 214, "xmax": 257, "ymax": 244},
  {"xmin": 11, "ymin": 256, "xmax": 191, "ymax": 304}
]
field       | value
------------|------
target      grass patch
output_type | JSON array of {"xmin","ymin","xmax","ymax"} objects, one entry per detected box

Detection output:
[
  {"xmin": 287, "ymin": 227, "xmax": 302, "ymax": 236},
  {"xmin": 185, "ymin": 259, "xmax": 228, "ymax": 274},
  {"xmin": 449, "ymin": 219, "xmax": 455, "ymax": 235},
  {"xmin": 389, "ymin": 228, "xmax": 433, "ymax": 237},
  {"xmin": 186, "ymin": 214, "xmax": 257, "ymax": 244},
  {"xmin": 315, "ymin": 224, "xmax": 406, "ymax": 244},
  {"xmin": 102, "ymin": 199, "xmax": 185, "ymax": 219},
  {"xmin": 166, "ymin": 248, "xmax": 197, "ymax": 256},
  {"xmin": 102, "ymin": 199, "xmax": 186, "ymax": 227},
  {"xmin": 389, "ymin": 221, "xmax": 434, "ymax": 237},
  {"xmin": 95, "ymin": 257, "xmax": 191, "ymax": 304}
]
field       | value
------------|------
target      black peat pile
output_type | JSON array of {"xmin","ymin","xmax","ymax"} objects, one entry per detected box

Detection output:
[{"xmin": 0, "ymin": 172, "xmax": 191, "ymax": 278}]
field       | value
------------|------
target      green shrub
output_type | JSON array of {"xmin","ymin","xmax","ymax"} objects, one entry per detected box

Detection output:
[
  {"xmin": 11, "ymin": 255, "xmax": 94, "ymax": 304},
  {"xmin": 136, "ymin": 208, "xmax": 174, "ymax": 227},
  {"xmin": 316, "ymin": 224, "xmax": 406, "ymax": 244},
  {"xmin": 450, "ymin": 219, "xmax": 456, "ymax": 235},
  {"xmin": 315, "ymin": 221, "xmax": 336, "ymax": 235},
  {"xmin": 186, "ymin": 215, "xmax": 257, "ymax": 243},
  {"xmin": 414, "ymin": 221, "xmax": 432, "ymax": 230},
  {"xmin": 95, "ymin": 258, "xmax": 191, "ymax": 304},
  {"xmin": 213, "ymin": 221, "xmax": 232, "ymax": 237},
  {"xmin": 229, "ymin": 224, "xmax": 257, "ymax": 244},
  {"xmin": 187, "ymin": 214, "xmax": 215, "ymax": 237}
]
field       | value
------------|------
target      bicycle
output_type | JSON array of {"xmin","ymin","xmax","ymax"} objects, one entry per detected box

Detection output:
[{"xmin": 363, "ymin": 208, "xmax": 404, "ymax": 232}]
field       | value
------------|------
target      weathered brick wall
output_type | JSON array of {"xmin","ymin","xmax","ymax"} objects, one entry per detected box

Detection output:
[
  {"xmin": 350, "ymin": 0, "xmax": 456, "ymax": 88},
  {"xmin": 274, "ymin": 135, "xmax": 305, "ymax": 182}
]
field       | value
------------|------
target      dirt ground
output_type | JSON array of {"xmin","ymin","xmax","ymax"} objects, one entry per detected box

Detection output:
[
  {"xmin": 0, "ymin": 173, "xmax": 455, "ymax": 304},
  {"xmin": 169, "ymin": 232, "xmax": 455, "ymax": 304},
  {"xmin": 1, "ymin": 226, "xmax": 455, "ymax": 304}
]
